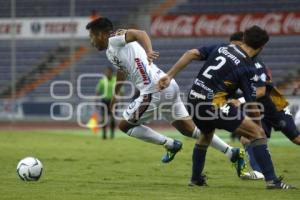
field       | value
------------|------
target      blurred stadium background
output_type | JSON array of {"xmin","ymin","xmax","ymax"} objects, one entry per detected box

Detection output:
[{"xmin": 0, "ymin": 0, "xmax": 300, "ymax": 130}]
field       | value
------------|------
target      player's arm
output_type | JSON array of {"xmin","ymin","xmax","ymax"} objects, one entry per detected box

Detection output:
[
  {"xmin": 157, "ymin": 49, "xmax": 202, "ymax": 90},
  {"xmin": 167, "ymin": 49, "xmax": 202, "ymax": 78},
  {"xmin": 110, "ymin": 69, "xmax": 126, "ymax": 112},
  {"xmin": 256, "ymin": 86, "xmax": 266, "ymax": 98},
  {"xmin": 125, "ymin": 29, "xmax": 159, "ymax": 64},
  {"xmin": 236, "ymin": 67, "xmax": 267, "ymax": 104},
  {"xmin": 236, "ymin": 86, "xmax": 266, "ymax": 105},
  {"xmin": 158, "ymin": 44, "xmax": 220, "ymax": 90}
]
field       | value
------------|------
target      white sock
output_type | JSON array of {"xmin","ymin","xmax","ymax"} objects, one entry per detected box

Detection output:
[
  {"xmin": 127, "ymin": 125, "xmax": 174, "ymax": 148},
  {"xmin": 190, "ymin": 127, "xmax": 233, "ymax": 160},
  {"xmin": 192, "ymin": 127, "xmax": 201, "ymax": 139},
  {"xmin": 211, "ymin": 134, "xmax": 233, "ymax": 160}
]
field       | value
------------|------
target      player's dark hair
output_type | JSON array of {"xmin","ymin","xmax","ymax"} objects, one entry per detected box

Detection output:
[
  {"xmin": 243, "ymin": 25, "xmax": 269, "ymax": 50},
  {"xmin": 230, "ymin": 31, "xmax": 244, "ymax": 42},
  {"xmin": 86, "ymin": 17, "xmax": 113, "ymax": 33}
]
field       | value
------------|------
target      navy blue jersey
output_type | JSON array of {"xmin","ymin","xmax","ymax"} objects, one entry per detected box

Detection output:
[
  {"xmin": 252, "ymin": 56, "xmax": 268, "ymax": 88},
  {"xmin": 253, "ymin": 56, "xmax": 289, "ymax": 111},
  {"xmin": 198, "ymin": 44, "xmax": 224, "ymax": 60},
  {"xmin": 190, "ymin": 44, "xmax": 257, "ymax": 107}
]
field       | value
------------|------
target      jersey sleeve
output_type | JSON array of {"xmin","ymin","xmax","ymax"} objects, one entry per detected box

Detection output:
[
  {"xmin": 253, "ymin": 57, "xmax": 269, "ymax": 87},
  {"xmin": 254, "ymin": 68, "xmax": 267, "ymax": 87},
  {"xmin": 109, "ymin": 35, "xmax": 126, "ymax": 48},
  {"xmin": 197, "ymin": 44, "xmax": 219, "ymax": 60}
]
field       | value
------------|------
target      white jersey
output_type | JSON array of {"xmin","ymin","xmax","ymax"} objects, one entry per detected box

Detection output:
[{"xmin": 106, "ymin": 34, "xmax": 165, "ymax": 94}]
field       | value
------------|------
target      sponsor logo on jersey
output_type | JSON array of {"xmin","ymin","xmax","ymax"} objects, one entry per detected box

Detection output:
[
  {"xmin": 134, "ymin": 58, "xmax": 151, "ymax": 85},
  {"xmin": 194, "ymin": 79, "xmax": 213, "ymax": 93},
  {"xmin": 189, "ymin": 90, "xmax": 206, "ymax": 100},
  {"xmin": 251, "ymin": 74, "xmax": 259, "ymax": 82},
  {"xmin": 218, "ymin": 47, "xmax": 241, "ymax": 65},
  {"xmin": 255, "ymin": 62, "xmax": 263, "ymax": 69}
]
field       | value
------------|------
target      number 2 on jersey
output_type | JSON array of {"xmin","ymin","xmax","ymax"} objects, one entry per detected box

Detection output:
[{"xmin": 202, "ymin": 56, "xmax": 226, "ymax": 79}]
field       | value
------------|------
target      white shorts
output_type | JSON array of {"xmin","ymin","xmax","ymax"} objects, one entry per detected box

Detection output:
[{"xmin": 123, "ymin": 79, "xmax": 189, "ymax": 125}]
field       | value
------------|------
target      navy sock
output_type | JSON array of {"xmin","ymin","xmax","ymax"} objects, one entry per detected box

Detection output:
[
  {"xmin": 250, "ymin": 139, "xmax": 277, "ymax": 181},
  {"xmin": 191, "ymin": 144, "xmax": 207, "ymax": 182},
  {"xmin": 245, "ymin": 145, "xmax": 262, "ymax": 172}
]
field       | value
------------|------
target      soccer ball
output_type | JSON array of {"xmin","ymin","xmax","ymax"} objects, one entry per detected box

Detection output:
[{"xmin": 16, "ymin": 157, "xmax": 43, "ymax": 181}]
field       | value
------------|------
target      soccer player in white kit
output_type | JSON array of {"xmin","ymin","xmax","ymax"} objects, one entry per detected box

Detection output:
[{"xmin": 86, "ymin": 18, "xmax": 245, "ymax": 171}]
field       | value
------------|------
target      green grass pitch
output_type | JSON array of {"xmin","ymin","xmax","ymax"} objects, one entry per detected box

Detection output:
[{"xmin": 0, "ymin": 129, "xmax": 299, "ymax": 200}]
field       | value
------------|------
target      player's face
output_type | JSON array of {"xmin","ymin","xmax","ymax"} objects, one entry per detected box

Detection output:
[
  {"xmin": 89, "ymin": 30, "xmax": 108, "ymax": 51},
  {"xmin": 105, "ymin": 68, "xmax": 113, "ymax": 79}
]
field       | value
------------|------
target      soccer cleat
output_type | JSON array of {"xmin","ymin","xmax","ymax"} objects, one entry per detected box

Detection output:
[
  {"xmin": 240, "ymin": 170, "xmax": 264, "ymax": 180},
  {"xmin": 266, "ymin": 176, "xmax": 297, "ymax": 189},
  {"xmin": 188, "ymin": 174, "xmax": 208, "ymax": 187},
  {"xmin": 230, "ymin": 148, "xmax": 247, "ymax": 177},
  {"xmin": 161, "ymin": 140, "xmax": 182, "ymax": 163}
]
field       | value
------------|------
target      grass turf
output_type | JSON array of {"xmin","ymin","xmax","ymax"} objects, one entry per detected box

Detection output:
[{"xmin": 0, "ymin": 129, "xmax": 299, "ymax": 200}]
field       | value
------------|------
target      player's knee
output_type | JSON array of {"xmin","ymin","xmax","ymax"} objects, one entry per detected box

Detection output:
[
  {"xmin": 254, "ymin": 127, "xmax": 265, "ymax": 138},
  {"xmin": 196, "ymin": 131, "xmax": 213, "ymax": 146},
  {"xmin": 248, "ymin": 126, "xmax": 265, "ymax": 140},
  {"xmin": 240, "ymin": 136, "xmax": 250, "ymax": 146},
  {"xmin": 172, "ymin": 119, "xmax": 195, "ymax": 137},
  {"xmin": 118, "ymin": 120, "xmax": 131, "ymax": 133},
  {"xmin": 181, "ymin": 126, "xmax": 195, "ymax": 137},
  {"xmin": 257, "ymin": 127, "xmax": 265, "ymax": 138}
]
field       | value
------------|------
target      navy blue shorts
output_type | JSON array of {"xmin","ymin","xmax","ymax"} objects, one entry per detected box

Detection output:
[
  {"xmin": 187, "ymin": 99, "xmax": 244, "ymax": 134},
  {"xmin": 262, "ymin": 108, "xmax": 300, "ymax": 141}
]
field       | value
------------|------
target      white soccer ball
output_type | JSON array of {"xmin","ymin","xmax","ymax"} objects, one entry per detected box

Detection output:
[{"xmin": 16, "ymin": 157, "xmax": 43, "ymax": 181}]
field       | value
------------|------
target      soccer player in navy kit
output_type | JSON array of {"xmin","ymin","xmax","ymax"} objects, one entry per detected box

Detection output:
[
  {"xmin": 229, "ymin": 32, "xmax": 300, "ymax": 180},
  {"xmin": 158, "ymin": 26, "xmax": 296, "ymax": 189}
]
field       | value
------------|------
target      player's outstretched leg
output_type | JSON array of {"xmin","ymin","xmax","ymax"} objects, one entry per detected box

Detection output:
[
  {"xmin": 171, "ymin": 118, "xmax": 246, "ymax": 174},
  {"xmin": 119, "ymin": 120, "xmax": 183, "ymax": 162},
  {"xmin": 278, "ymin": 110, "xmax": 300, "ymax": 145},
  {"xmin": 189, "ymin": 131, "xmax": 213, "ymax": 186},
  {"xmin": 236, "ymin": 117, "xmax": 296, "ymax": 189},
  {"xmin": 239, "ymin": 136, "xmax": 264, "ymax": 180},
  {"xmin": 230, "ymin": 147, "xmax": 246, "ymax": 177},
  {"xmin": 242, "ymin": 145, "xmax": 264, "ymax": 180},
  {"xmin": 161, "ymin": 140, "xmax": 182, "ymax": 163},
  {"xmin": 210, "ymin": 134, "xmax": 246, "ymax": 177}
]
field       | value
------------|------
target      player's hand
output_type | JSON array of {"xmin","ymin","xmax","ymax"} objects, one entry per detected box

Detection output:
[
  {"xmin": 157, "ymin": 75, "xmax": 171, "ymax": 91},
  {"xmin": 146, "ymin": 51, "xmax": 159, "ymax": 65},
  {"xmin": 227, "ymin": 99, "xmax": 241, "ymax": 107}
]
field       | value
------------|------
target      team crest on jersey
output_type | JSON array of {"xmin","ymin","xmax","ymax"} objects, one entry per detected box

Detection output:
[{"xmin": 112, "ymin": 56, "xmax": 122, "ymax": 67}]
